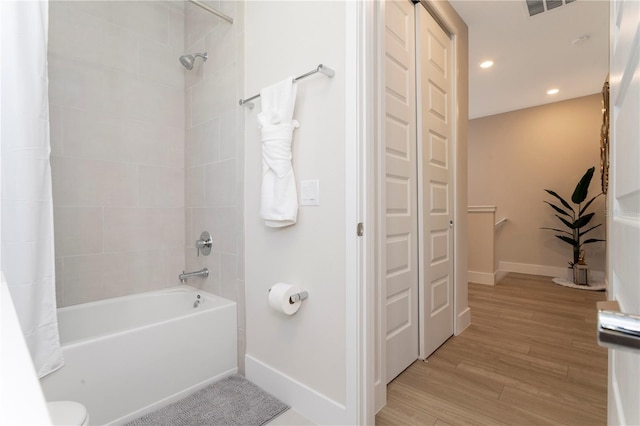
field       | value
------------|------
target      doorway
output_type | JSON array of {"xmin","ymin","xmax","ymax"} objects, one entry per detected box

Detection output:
[{"xmin": 380, "ymin": 0, "xmax": 461, "ymax": 394}]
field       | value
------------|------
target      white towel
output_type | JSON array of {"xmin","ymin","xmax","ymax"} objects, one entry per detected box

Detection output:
[{"xmin": 257, "ymin": 77, "xmax": 299, "ymax": 228}]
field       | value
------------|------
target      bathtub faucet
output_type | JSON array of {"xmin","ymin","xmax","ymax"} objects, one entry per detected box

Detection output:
[{"xmin": 179, "ymin": 268, "xmax": 209, "ymax": 283}]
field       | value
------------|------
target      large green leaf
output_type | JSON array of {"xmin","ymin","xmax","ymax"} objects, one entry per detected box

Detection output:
[
  {"xmin": 556, "ymin": 215, "xmax": 576, "ymax": 229},
  {"xmin": 583, "ymin": 238, "xmax": 605, "ymax": 244},
  {"xmin": 571, "ymin": 167, "xmax": 595, "ymax": 204},
  {"xmin": 579, "ymin": 224, "xmax": 602, "ymax": 237},
  {"xmin": 541, "ymin": 227, "xmax": 572, "ymax": 235},
  {"xmin": 545, "ymin": 189, "xmax": 575, "ymax": 213},
  {"xmin": 556, "ymin": 235, "xmax": 578, "ymax": 246},
  {"xmin": 544, "ymin": 201, "xmax": 572, "ymax": 217},
  {"xmin": 579, "ymin": 193, "xmax": 602, "ymax": 216},
  {"xmin": 573, "ymin": 212, "xmax": 595, "ymax": 229}
]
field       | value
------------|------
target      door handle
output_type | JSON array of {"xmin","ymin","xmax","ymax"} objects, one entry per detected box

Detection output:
[{"xmin": 597, "ymin": 300, "xmax": 640, "ymax": 351}]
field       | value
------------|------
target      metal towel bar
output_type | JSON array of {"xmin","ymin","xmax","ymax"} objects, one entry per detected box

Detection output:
[{"xmin": 239, "ymin": 64, "xmax": 335, "ymax": 109}]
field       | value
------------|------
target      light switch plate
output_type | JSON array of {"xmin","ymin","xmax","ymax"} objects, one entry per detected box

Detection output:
[{"xmin": 300, "ymin": 179, "xmax": 320, "ymax": 206}]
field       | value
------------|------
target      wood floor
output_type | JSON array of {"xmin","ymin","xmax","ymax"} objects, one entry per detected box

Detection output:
[{"xmin": 376, "ymin": 273, "xmax": 608, "ymax": 426}]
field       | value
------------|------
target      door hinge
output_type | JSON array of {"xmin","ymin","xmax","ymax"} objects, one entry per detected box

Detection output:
[{"xmin": 357, "ymin": 222, "xmax": 364, "ymax": 236}]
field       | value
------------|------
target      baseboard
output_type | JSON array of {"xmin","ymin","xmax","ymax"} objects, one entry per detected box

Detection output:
[
  {"xmin": 498, "ymin": 261, "xmax": 604, "ymax": 282},
  {"xmin": 456, "ymin": 307, "xmax": 471, "ymax": 335},
  {"xmin": 610, "ymin": 371, "xmax": 627, "ymax": 426},
  {"xmin": 495, "ymin": 270, "xmax": 509, "ymax": 284},
  {"xmin": 498, "ymin": 261, "xmax": 568, "ymax": 278},
  {"xmin": 245, "ymin": 354, "xmax": 346, "ymax": 425},
  {"xmin": 468, "ymin": 270, "xmax": 496, "ymax": 285}
]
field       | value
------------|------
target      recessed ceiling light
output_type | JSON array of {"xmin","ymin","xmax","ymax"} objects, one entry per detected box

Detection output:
[
  {"xmin": 480, "ymin": 60, "xmax": 494, "ymax": 69},
  {"xmin": 547, "ymin": 88, "xmax": 560, "ymax": 95}
]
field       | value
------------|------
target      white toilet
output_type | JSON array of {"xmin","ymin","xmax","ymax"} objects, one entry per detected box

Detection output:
[{"xmin": 47, "ymin": 401, "xmax": 89, "ymax": 426}]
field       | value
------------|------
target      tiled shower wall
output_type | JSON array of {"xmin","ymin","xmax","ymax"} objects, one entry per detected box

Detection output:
[
  {"xmin": 48, "ymin": 0, "xmax": 244, "ymax": 368},
  {"xmin": 49, "ymin": 1, "xmax": 186, "ymax": 306},
  {"xmin": 183, "ymin": 1, "xmax": 245, "ymax": 372}
]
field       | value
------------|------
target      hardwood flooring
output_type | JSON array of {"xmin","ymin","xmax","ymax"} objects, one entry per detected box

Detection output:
[{"xmin": 376, "ymin": 273, "xmax": 607, "ymax": 426}]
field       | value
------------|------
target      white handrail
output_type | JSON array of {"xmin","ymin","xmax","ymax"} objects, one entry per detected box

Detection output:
[{"xmin": 495, "ymin": 217, "xmax": 508, "ymax": 228}]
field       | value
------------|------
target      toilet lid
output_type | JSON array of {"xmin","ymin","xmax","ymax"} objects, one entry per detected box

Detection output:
[{"xmin": 47, "ymin": 401, "xmax": 87, "ymax": 425}]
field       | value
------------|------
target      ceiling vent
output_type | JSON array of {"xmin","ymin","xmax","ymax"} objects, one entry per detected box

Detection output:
[{"xmin": 526, "ymin": 0, "xmax": 575, "ymax": 17}]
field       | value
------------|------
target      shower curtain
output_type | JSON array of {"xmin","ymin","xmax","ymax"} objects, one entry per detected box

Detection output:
[{"xmin": 0, "ymin": 0, "xmax": 63, "ymax": 378}]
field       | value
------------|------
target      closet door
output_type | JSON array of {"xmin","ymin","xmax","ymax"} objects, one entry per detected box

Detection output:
[
  {"xmin": 416, "ymin": 4, "xmax": 455, "ymax": 358},
  {"xmin": 384, "ymin": 0, "xmax": 419, "ymax": 383}
]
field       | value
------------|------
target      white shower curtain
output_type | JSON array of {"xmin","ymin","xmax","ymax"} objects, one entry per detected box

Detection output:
[{"xmin": 0, "ymin": 0, "xmax": 63, "ymax": 378}]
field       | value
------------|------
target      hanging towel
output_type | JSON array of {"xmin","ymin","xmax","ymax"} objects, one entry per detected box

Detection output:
[{"xmin": 257, "ymin": 77, "xmax": 300, "ymax": 227}]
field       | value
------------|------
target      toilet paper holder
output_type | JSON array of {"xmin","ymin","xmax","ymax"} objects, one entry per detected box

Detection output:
[
  {"xmin": 289, "ymin": 291, "xmax": 309, "ymax": 304},
  {"xmin": 268, "ymin": 287, "xmax": 309, "ymax": 304}
]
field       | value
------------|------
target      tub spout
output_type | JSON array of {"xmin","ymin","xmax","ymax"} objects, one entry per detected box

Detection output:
[{"xmin": 179, "ymin": 268, "xmax": 209, "ymax": 283}]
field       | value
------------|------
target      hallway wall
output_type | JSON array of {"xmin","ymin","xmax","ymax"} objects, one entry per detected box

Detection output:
[{"xmin": 468, "ymin": 94, "xmax": 606, "ymax": 274}]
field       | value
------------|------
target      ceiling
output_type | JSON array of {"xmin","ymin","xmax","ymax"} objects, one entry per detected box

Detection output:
[{"xmin": 449, "ymin": 0, "xmax": 609, "ymax": 119}]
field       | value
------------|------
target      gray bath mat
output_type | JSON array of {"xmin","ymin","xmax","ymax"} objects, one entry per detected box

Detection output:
[{"xmin": 125, "ymin": 375, "xmax": 289, "ymax": 426}]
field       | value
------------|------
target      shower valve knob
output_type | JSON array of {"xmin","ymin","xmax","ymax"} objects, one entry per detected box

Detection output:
[{"xmin": 196, "ymin": 231, "xmax": 213, "ymax": 257}]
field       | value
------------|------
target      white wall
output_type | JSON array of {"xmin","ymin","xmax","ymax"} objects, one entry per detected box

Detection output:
[
  {"xmin": 244, "ymin": 1, "xmax": 348, "ymax": 423},
  {"xmin": 48, "ymin": 1, "xmax": 186, "ymax": 306}
]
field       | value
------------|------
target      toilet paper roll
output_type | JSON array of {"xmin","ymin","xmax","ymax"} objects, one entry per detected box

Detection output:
[{"xmin": 269, "ymin": 282, "xmax": 302, "ymax": 315}]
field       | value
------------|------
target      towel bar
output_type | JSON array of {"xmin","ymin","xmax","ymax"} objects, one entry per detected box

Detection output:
[{"xmin": 239, "ymin": 64, "xmax": 335, "ymax": 109}]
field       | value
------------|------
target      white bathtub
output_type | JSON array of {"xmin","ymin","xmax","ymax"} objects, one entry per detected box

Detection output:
[{"xmin": 39, "ymin": 286, "xmax": 237, "ymax": 425}]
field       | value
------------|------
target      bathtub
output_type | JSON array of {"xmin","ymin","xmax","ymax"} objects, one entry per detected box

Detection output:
[{"xmin": 39, "ymin": 285, "xmax": 237, "ymax": 425}]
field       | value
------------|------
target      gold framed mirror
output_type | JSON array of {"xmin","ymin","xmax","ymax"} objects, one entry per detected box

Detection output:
[{"xmin": 600, "ymin": 80, "xmax": 610, "ymax": 194}]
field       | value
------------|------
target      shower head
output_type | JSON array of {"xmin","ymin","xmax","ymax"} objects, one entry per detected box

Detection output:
[{"xmin": 179, "ymin": 52, "xmax": 208, "ymax": 70}]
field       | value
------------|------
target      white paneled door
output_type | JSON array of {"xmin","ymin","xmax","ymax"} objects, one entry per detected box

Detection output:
[
  {"xmin": 384, "ymin": 0, "xmax": 419, "ymax": 383},
  {"xmin": 416, "ymin": 4, "xmax": 454, "ymax": 359},
  {"xmin": 607, "ymin": 0, "xmax": 640, "ymax": 424}
]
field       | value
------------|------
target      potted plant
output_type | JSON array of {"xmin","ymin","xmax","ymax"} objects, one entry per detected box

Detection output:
[{"xmin": 542, "ymin": 166, "xmax": 605, "ymax": 284}]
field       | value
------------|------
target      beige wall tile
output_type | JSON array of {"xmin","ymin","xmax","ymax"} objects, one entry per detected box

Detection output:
[
  {"xmin": 54, "ymin": 207, "xmax": 103, "ymax": 256},
  {"xmin": 51, "ymin": 156, "xmax": 138, "ymax": 207},
  {"xmin": 139, "ymin": 166, "xmax": 185, "ymax": 208},
  {"xmin": 108, "ymin": 1, "xmax": 169, "ymax": 44},
  {"xmin": 190, "ymin": 63, "xmax": 237, "ymax": 126},
  {"xmin": 138, "ymin": 38, "xmax": 185, "ymax": 89},
  {"xmin": 191, "ymin": 207, "xmax": 236, "ymax": 254},
  {"xmin": 103, "ymin": 208, "xmax": 184, "ymax": 252},
  {"xmin": 185, "ymin": 2, "xmax": 221, "ymax": 48},
  {"xmin": 186, "ymin": 166, "xmax": 205, "ymax": 207},
  {"xmin": 219, "ymin": 110, "xmax": 237, "ymax": 160},
  {"xmin": 204, "ymin": 23, "xmax": 237, "ymax": 77},
  {"xmin": 126, "ymin": 121, "xmax": 184, "ymax": 168},
  {"xmin": 168, "ymin": 4, "xmax": 185, "ymax": 51},
  {"xmin": 186, "ymin": 118, "xmax": 220, "ymax": 167},
  {"xmin": 55, "ymin": 258, "xmax": 64, "ymax": 307},
  {"xmin": 205, "ymin": 159, "xmax": 236, "ymax": 206},
  {"xmin": 62, "ymin": 254, "xmax": 108, "ymax": 306},
  {"xmin": 49, "ymin": 105, "xmax": 63, "ymax": 156},
  {"xmin": 185, "ymin": 208, "xmax": 194, "ymax": 247}
]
